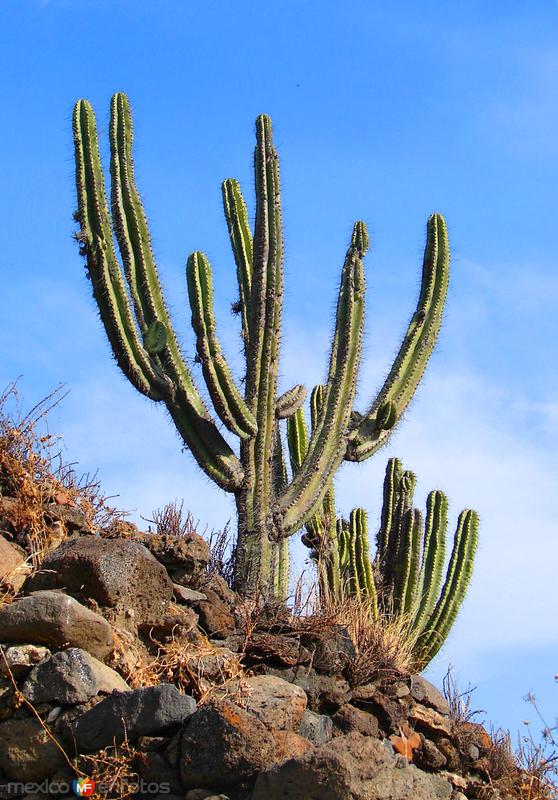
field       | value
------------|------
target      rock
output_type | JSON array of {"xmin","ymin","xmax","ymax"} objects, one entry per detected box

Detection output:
[
  {"xmin": 252, "ymin": 731, "xmax": 453, "ymax": 800},
  {"xmin": 435, "ymin": 738, "xmax": 461, "ymax": 772},
  {"xmin": 22, "ymin": 647, "xmax": 129, "ymax": 704},
  {"xmin": 414, "ymin": 734, "xmax": 447, "ymax": 770},
  {"xmin": 243, "ymin": 633, "xmax": 305, "ymax": 668},
  {"xmin": 294, "ymin": 672, "xmax": 351, "ymax": 713},
  {"xmin": 333, "ymin": 704, "xmax": 380, "ymax": 738},
  {"xmin": 353, "ymin": 687, "xmax": 404, "ymax": 735},
  {"xmin": 408, "ymin": 703, "xmax": 452, "ymax": 736},
  {"xmin": 272, "ymin": 730, "xmax": 313, "ymax": 762},
  {"xmin": 410, "ymin": 675, "xmax": 450, "ymax": 716},
  {"xmin": 139, "ymin": 604, "xmax": 198, "ymax": 642},
  {"xmin": 134, "ymin": 751, "xmax": 183, "ymax": 794},
  {"xmin": 0, "ymin": 718, "xmax": 67, "ymax": 780},
  {"xmin": 298, "ymin": 710, "xmax": 333, "ymax": 744},
  {"xmin": 25, "ymin": 538, "xmax": 173, "ymax": 626},
  {"xmin": 304, "ymin": 624, "xmax": 356, "ymax": 675},
  {"xmin": 0, "ymin": 591, "xmax": 114, "ymax": 660},
  {"xmin": 189, "ymin": 647, "xmax": 241, "ymax": 685},
  {"xmin": 226, "ymin": 675, "xmax": 307, "ymax": 731},
  {"xmin": 0, "ymin": 536, "xmax": 28, "ymax": 591},
  {"xmin": 0, "ymin": 645, "xmax": 50, "ymax": 678},
  {"xmin": 44, "ymin": 503, "xmax": 91, "ymax": 533},
  {"xmin": 173, "ymin": 584, "xmax": 207, "ymax": 603},
  {"xmin": 136, "ymin": 530, "xmax": 211, "ymax": 583},
  {"xmin": 194, "ymin": 588, "xmax": 235, "ymax": 638},
  {"xmin": 180, "ymin": 700, "xmax": 276, "ymax": 789},
  {"xmin": 66, "ymin": 684, "xmax": 196, "ymax": 752}
]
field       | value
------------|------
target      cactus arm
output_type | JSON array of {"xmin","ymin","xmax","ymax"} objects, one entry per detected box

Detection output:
[
  {"xmin": 278, "ymin": 223, "xmax": 367, "ymax": 536},
  {"xmin": 240, "ymin": 114, "xmax": 284, "ymax": 548},
  {"xmin": 412, "ymin": 491, "xmax": 448, "ymax": 632},
  {"xmin": 351, "ymin": 508, "xmax": 378, "ymax": 618},
  {"xmin": 276, "ymin": 384, "xmax": 307, "ymax": 419},
  {"xmin": 418, "ymin": 509, "xmax": 479, "ymax": 665},
  {"xmin": 346, "ymin": 214, "xmax": 450, "ymax": 462},
  {"xmin": 84, "ymin": 93, "xmax": 243, "ymax": 493},
  {"xmin": 73, "ymin": 100, "xmax": 169, "ymax": 401},
  {"xmin": 270, "ymin": 427, "xmax": 290, "ymax": 601},
  {"xmin": 391, "ymin": 508, "xmax": 422, "ymax": 615},
  {"xmin": 222, "ymin": 178, "xmax": 253, "ymax": 349},
  {"xmin": 187, "ymin": 251, "xmax": 257, "ymax": 438},
  {"xmin": 375, "ymin": 458, "xmax": 403, "ymax": 568},
  {"xmin": 286, "ymin": 405, "xmax": 309, "ymax": 473},
  {"xmin": 381, "ymin": 469, "xmax": 416, "ymax": 591}
]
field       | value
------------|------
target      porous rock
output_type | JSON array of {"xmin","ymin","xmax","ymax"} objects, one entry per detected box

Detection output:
[
  {"xmin": 0, "ymin": 717, "xmax": 67, "ymax": 781},
  {"xmin": 332, "ymin": 703, "xmax": 380, "ymax": 738},
  {"xmin": 225, "ymin": 675, "xmax": 307, "ymax": 731},
  {"xmin": 25, "ymin": 537, "xmax": 173, "ymax": 625},
  {"xmin": 65, "ymin": 684, "xmax": 196, "ymax": 752},
  {"xmin": 0, "ymin": 644, "xmax": 50, "ymax": 678},
  {"xmin": 294, "ymin": 671, "xmax": 351, "ymax": 713},
  {"xmin": 22, "ymin": 647, "xmax": 129, "ymax": 704},
  {"xmin": 136, "ymin": 530, "xmax": 211, "ymax": 583},
  {"xmin": 0, "ymin": 535, "xmax": 28, "ymax": 591},
  {"xmin": 410, "ymin": 675, "xmax": 450, "ymax": 716},
  {"xmin": 180, "ymin": 700, "xmax": 276, "ymax": 788},
  {"xmin": 0, "ymin": 591, "xmax": 114, "ymax": 660},
  {"xmin": 252, "ymin": 731, "xmax": 453, "ymax": 800},
  {"xmin": 298, "ymin": 709, "xmax": 333, "ymax": 744}
]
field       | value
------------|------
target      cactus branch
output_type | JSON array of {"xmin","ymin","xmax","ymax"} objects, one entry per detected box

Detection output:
[
  {"xmin": 187, "ymin": 251, "xmax": 256, "ymax": 438},
  {"xmin": 346, "ymin": 214, "xmax": 450, "ymax": 461}
]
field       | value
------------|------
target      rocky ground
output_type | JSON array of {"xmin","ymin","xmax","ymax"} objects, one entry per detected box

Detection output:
[{"xmin": 0, "ymin": 489, "xmax": 542, "ymax": 800}]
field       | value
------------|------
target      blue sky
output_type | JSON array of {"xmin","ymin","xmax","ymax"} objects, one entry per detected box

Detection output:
[{"xmin": 1, "ymin": 0, "xmax": 557, "ymax": 741}]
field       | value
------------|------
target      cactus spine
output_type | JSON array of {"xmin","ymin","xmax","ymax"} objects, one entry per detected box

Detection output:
[
  {"xmin": 73, "ymin": 93, "xmax": 452, "ymax": 599},
  {"xmin": 314, "ymin": 458, "xmax": 479, "ymax": 668}
]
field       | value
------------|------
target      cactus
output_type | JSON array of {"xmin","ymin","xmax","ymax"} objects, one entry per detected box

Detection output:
[
  {"xmin": 312, "ymin": 457, "xmax": 479, "ymax": 668},
  {"xmin": 73, "ymin": 93, "xmax": 451, "ymax": 599}
]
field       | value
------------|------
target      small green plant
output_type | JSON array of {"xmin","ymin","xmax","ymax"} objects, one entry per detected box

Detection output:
[{"xmin": 73, "ymin": 93, "xmax": 450, "ymax": 597}]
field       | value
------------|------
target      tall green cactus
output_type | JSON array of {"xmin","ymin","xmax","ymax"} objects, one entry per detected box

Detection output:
[
  {"xmin": 73, "ymin": 93, "xmax": 451, "ymax": 598},
  {"xmin": 314, "ymin": 457, "xmax": 479, "ymax": 668}
]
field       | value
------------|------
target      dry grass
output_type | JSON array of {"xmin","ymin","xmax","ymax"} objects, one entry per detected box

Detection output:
[
  {"xmin": 325, "ymin": 596, "xmax": 421, "ymax": 685},
  {"xmin": 444, "ymin": 669, "xmax": 557, "ymax": 800},
  {"xmin": 74, "ymin": 738, "xmax": 140, "ymax": 800},
  {"xmin": 0, "ymin": 383, "xmax": 122, "ymax": 565},
  {"xmin": 146, "ymin": 498, "xmax": 197, "ymax": 539}
]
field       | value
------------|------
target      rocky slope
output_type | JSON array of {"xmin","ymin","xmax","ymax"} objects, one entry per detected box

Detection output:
[{"xmin": 0, "ymin": 496, "xmax": 535, "ymax": 799}]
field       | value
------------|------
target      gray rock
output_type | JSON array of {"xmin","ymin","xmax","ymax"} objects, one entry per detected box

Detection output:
[
  {"xmin": 415, "ymin": 734, "xmax": 447, "ymax": 771},
  {"xmin": 22, "ymin": 647, "xmax": 129, "ymax": 704},
  {"xmin": 194, "ymin": 588, "xmax": 235, "ymax": 638},
  {"xmin": 332, "ymin": 704, "xmax": 380, "ymax": 738},
  {"xmin": 252, "ymin": 731, "xmax": 453, "ymax": 800},
  {"xmin": 410, "ymin": 675, "xmax": 450, "ymax": 716},
  {"xmin": 136, "ymin": 530, "xmax": 211, "ymax": 582},
  {"xmin": 298, "ymin": 710, "xmax": 333, "ymax": 744},
  {"xmin": 173, "ymin": 584, "xmax": 207, "ymax": 603},
  {"xmin": 225, "ymin": 675, "xmax": 307, "ymax": 731},
  {"xmin": 180, "ymin": 701, "xmax": 275, "ymax": 789},
  {"xmin": 306, "ymin": 624, "xmax": 357, "ymax": 675},
  {"xmin": 0, "ymin": 591, "xmax": 114, "ymax": 660},
  {"xmin": 0, "ymin": 718, "xmax": 67, "ymax": 780},
  {"xmin": 294, "ymin": 671, "xmax": 351, "ymax": 713},
  {"xmin": 0, "ymin": 645, "xmax": 50, "ymax": 678},
  {"xmin": 65, "ymin": 684, "xmax": 196, "ymax": 753},
  {"xmin": 25, "ymin": 538, "xmax": 173, "ymax": 626}
]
